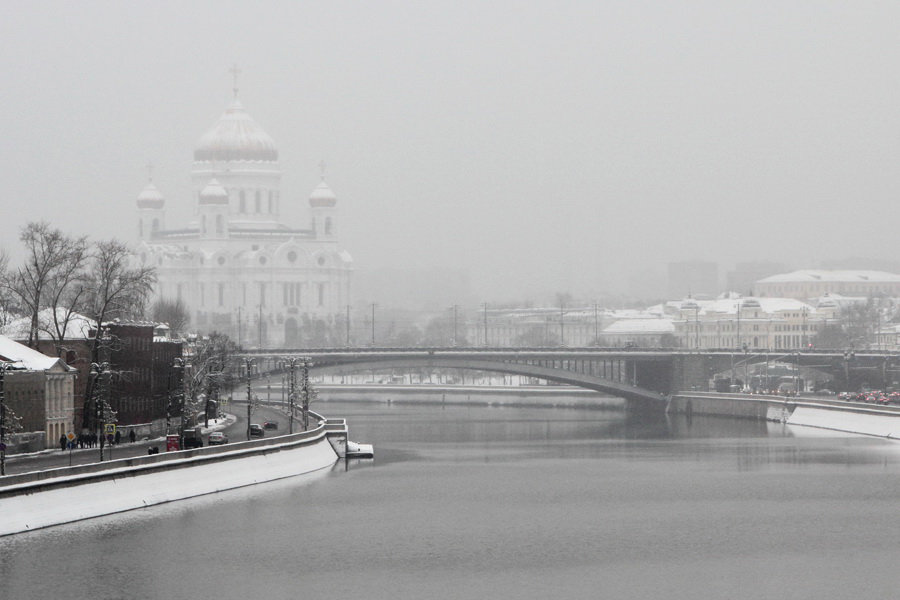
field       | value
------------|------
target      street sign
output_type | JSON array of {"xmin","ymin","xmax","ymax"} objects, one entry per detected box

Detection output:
[
  {"xmin": 104, "ymin": 424, "xmax": 116, "ymax": 435},
  {"xmin": 66, "ymin": 432, "xmax": 76, "ymax": 442}
]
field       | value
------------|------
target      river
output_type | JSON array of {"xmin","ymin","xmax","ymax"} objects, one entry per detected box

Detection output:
[{"xmin": 2, "ymin": 397, "xmax": 900, "ymax": 599}]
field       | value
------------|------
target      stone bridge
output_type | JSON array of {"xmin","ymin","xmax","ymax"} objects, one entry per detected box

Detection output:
[{"xmin": 237, "ymin": 347, "xmax": 900, "ymax": 408}]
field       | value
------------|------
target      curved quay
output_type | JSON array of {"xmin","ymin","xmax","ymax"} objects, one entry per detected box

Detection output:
[{"xmin": 0, "ymin": 413, "xmax": 348, "ymax": 537}]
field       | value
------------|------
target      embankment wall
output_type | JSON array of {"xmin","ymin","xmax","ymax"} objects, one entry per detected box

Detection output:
[{"xmin": 0, "ymin": 417, "xmax": 347, "ymax": 537}]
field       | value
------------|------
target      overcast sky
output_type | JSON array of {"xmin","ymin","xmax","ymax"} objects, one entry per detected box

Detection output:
[{"xmin": 2, "ymin": 1, "xmax": 899, "ymax": 303}]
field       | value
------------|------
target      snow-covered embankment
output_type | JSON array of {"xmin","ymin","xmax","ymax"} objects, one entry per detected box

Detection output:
[{"xmin": 0, "ymin": 418, "xmax": 347, "ymax": 536}]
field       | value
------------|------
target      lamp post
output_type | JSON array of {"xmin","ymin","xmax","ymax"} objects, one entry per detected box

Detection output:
[
  {"xmin": 172, "ymin": 358, "xmax": 188, "ymax": 449},
  {"xmin": 244, "ymin": 358, "xmax": 253, "ymax": 440},
  {"xmin": 300, "ymin": 356, "xmax": 313, "ymax": 430},
  {"xmin": 0, "ymin": 362, "xmax": 12, "ymax": 476},
  {"xmin": 89, "ymin": 361, "xmax": 110, "ymax": 461},
  {"xmin": 284, "ymin": 357, "xmax": 298, "ymax": 434}
]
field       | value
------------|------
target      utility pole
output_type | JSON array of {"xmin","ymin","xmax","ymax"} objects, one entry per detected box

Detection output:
[
  {"xmin": 286, "ymin": 357, "xmax": 297, "ymax": 434},
  {"xmin": 258, "ymin": 303, "xmax": 263, "ymax": 348},
  {"xmin": 452, "ymin": 305, "xmax": 459, "ymax": 346},
  {"xmin": 300, "ymin": 356, "xmax": 313, "ymax": 430},
  {"xmin": 237, "ymin": 306, "xmax": 242, "ymax": 349},
  {"xmin": 559, "ymin": 304, "xmax": 565, "ymax": 346},
  {"xmin": 483, "ymin": 303, "xmax": 488, "ymax": 346},
  {"xmin": 370, "ymin": 303, "xmax": 376, "ymax": 346},
  {"xmin": 0, "ymin": 363, "xmax": 9, "ymax": 476},
  {"xmin": 245, "ymin": 358, "xmax": 253, "ymax": 440},
  {"xmin": 593, "ymin": 303, "xmax": 599, "ymax": 345}
]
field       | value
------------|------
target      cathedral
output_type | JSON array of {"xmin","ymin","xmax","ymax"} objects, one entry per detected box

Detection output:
[{"xmin": 136, "ymin": 82, "xmax": 353, "ymax": 348}]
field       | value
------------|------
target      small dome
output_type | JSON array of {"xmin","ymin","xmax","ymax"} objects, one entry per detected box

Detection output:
[
  {"xmin": 137, "ymin": 182, "xmax": 164, "ymax": 209},
  {"xmin": 194, "ymin": 99, "xmax": 278, "ymax": 162},
  {"xmin": 199, "ymin": 178, "xmax": 229, "ymax": 204},
  {"xmin": 309, "ymin": 180, "xmax": 336, "ymax": 207}
]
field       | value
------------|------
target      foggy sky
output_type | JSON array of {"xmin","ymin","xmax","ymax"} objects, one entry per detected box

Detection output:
[{"xmin": 2, "ymin": 1, "xmax": 899, "ymax": 304}]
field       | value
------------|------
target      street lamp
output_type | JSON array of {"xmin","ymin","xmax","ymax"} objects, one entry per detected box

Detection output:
[
  {"xmin": 244, "ymin": 358, "xmax": 254, "ymax": 440},
  {"xmin": 283, "ymin": 357, "xmax": 299, "ymax": 434},
  {"xmin": 172, "ymin": 358, "xmax": 189, "ymax": 450},
  {"xmin": 90, "ymin": 361, "xmax": 111, "ymax": 461},
  {"xmin": 0, "ymin": 362, "xmax": 15, "ymax": 476},
  {"xmin": 299, "ymin": 356, "xmax": 313, "ymax": 430}
]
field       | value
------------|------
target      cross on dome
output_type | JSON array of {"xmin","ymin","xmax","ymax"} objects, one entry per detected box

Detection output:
[
  {"xmin": 229, "ymin": 63, "xmax": 241, "ymax": 99},
  {"xmin": 319, "ymin": 160, "xmax": 327, "ymax": 181},
  {"xmin": 146, "ymin": 161, "xmax": 154, "ymax": 182}
]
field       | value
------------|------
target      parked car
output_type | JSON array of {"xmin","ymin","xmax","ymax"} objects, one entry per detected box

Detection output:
[
  {"xmin": 208, "ymin": 431, "xmax": 228, "ymax": 445},
  {"xmin": 263, "ymin": 420, "xmax": 279, "ymax": 430},
  {"xmin": 249, "ymin": 424, "xmax": 265, "ymax": 437}
]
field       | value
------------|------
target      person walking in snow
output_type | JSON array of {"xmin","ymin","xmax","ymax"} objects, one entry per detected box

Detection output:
[{"xmin": 129, "ymin": 429, "xmax": 136, "ymax": 443}]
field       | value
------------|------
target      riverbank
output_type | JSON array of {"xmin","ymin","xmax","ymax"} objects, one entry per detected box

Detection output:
[
  {"xmin": 0, "ymin": 415, "xmax": 348, "ymax": 537},
  {"xmin": 669, "ymin": 392, "xmax": 900, "ymax": 439}
]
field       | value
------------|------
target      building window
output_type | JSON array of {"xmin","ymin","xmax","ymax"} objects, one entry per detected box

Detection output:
[
  {"xmin": 239, "ymin": 191, "xmax": 246, "ymax": 213},
  {"xmin": 200, "ymin": 283, "xmax": 205, "ymax": 306},
  {"xmin": 325, "ymin": 217, "xmax": 333, "ymax": 235},
  {"xmin": 218, "ymin": 283, "xmax": 224, "ymax": 307},
  {"xmin": 255, "ymin": 190, "xmax": 261, "ymax": 213},
  {"xmin": 318, "ymin": 283, "xmax": 325, "ymax": 307},
  {"xmin": 216, "ymin": 214, "xmax": 224, "ymax": 234},
  {"xmin": 259, "ymin": 282, "xmax": 266, "ymax": 307}
]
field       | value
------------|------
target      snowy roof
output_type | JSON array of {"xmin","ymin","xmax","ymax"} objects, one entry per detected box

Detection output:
[
  {"xmin": 309, "ymin": 180, "xmax": 337, "ymax": 207},
  {"xmin": 602, "ymin": 318, "xmax": 674, "ymax": 334},
  {"xmin": 136, "ymin": 181, "xmax": 164, "ymax": 208},
  {"xmin": 0, "ymin": 335, "xmax": 73, "ymax": 371},
  {"xmin": 194, "ymin": 98, "xmax": 278, "ymax": 162},
  {"xmin": 676, "ymin": 296, "xmax": 815, "ymax": 317},
  {"xmin": 199, "ymin": 178, "xmax": 229, "ymax": 204},
  {"xmin": 757, "ymin": 270, "xmax": 900, "ymax": 284},
  {"xmin": 1, "ymin": 309, "xmax": 93, "ymax": 341}
]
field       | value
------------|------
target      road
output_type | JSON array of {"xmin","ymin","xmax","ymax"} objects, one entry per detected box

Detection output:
[{"xmin": 1, "ymin": 400, "xmax": 302, "ymax": 477}]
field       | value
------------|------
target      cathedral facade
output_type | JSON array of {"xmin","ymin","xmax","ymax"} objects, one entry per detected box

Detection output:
[{"xmin": 136, "ymin": 89, "xmax": 352, "ymax": 348}]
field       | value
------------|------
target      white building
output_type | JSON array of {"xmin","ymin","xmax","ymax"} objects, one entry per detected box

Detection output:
[
  {"xmin": 0, "ymin": 335, "xmax": 76, "ymax": 449},
  {"xmin": 673, "ymin": 295, "xmax": 836, "ymax": 350},
  {"xmin": 754, "ymin": 270, "xmax": 900, "ymax": 300},
  {"xmin": 136, "ymin": 86, "xmax": 353, "ymax": 347}
]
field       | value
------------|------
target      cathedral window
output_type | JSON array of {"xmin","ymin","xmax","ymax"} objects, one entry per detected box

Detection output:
[
  {"xmin": 216, "ymin": 215, "xmax": 224, "ymax": 234},
  {"xmin": 325, "ymin": 217, "xmax": 333, "ymax": 235},
  {"xmin": 152, "ymin": 218, "xmax": 159, "ymax": 232},
  {"xmin": 268, "ymin": 191, "xmax": 273, "ymax": 213},
  {"xmin": 255, "ymin": 190, "xmax": 261, "ymax": 213},
  {"xmin": 202, "ymin": 215, "xmax": 207, "ymax": 234},
  {"xmin": 287, "ymin": 251, "xmax": 297, "ymax": 263},
  {"xmin": 259, "ymin": 282, "xmax": 266, "ymax": 307},
  {"xmin": 239, "ymin": 191, "xmax": 246, "ymax": 213},
  {"xmin": 200, "ymin": 283, "xmax": 205, "ymax": 307},
  {"xmin": 318, "ymin": 283, "xmax": 325, "ymax": 307},
  {"xmin": 283, "ymin": 284, "xmax": 289, "ymax": 306},
  {"xmin": 218, "ymin": 283, "xmax": 224, "ymax": 307}
]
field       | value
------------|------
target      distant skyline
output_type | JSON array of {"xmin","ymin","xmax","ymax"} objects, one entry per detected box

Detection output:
[{"xmin": 3, "ymin": 1, "xmax": 900, "ymax": 304}]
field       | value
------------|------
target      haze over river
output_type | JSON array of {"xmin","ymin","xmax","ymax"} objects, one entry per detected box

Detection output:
[{"xmin": 3, "ymin": 397, "xmax": 900, "ymax": 599}]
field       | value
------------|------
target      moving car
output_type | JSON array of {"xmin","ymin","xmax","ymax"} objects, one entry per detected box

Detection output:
[
  {"xmin": 182, "ymin": 428, "xmax": 203, "ymax": 449},
  {"xmin": 249, "ymin": 424, "xmax": 265, "ymax": 437},
  {"xmin": 263, "ymin": 420, "xmax": 279, "ymax": 430},
  {"xmin": 208, "ymin": 431, "xmax": 228, "ymax": 445}
]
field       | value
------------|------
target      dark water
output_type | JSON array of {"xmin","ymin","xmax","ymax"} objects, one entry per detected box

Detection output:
[{"xmin": 3, "ymin": 399, "xmax": 900, "ymax": 600}]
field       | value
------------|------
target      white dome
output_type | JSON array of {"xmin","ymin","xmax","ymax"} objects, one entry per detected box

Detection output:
[
  {"xmin": 136, "ymin": 182, "xmax": 164, "ymax": 209},
  {"xmin": 199, "ymin": 178, "xmax": 229, "ymax": 204},
  {"xmin": 309, "ymin": 180, "xmax": 336, "ymax": 207},
  {"xmin": 194, "ymin": 99, "xmax": 278, "ymax": 162}
]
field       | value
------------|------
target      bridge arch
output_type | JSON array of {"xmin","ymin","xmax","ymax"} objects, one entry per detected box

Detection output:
[{"xmin": 310, "ymin": 357, "xmax": 665, "ymax": 403}]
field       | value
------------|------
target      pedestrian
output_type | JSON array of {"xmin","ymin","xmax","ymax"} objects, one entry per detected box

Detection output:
[
  {"xmin": 129, "ymin": 429, "xmax": 136, "ymax": 443},
  {"xmin": 114, "ymin": 430, "xmax": 121, "ymax": 445},
  {"xmin": 59, "ymin": 435, "xmax": 66, "ymax": 451}
]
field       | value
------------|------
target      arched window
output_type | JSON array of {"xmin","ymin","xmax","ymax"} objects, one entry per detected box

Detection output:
[
  {"xmin": 255, "ymin": 190, "xmax": 261, "ymax": 213},
  {"xmin": 216, "ymin": 214, "xmax": 224, "ymax": 234},
  {"xmin": 152, "ymin": 218, "xmax": 159, "ymax": 232},
  {"xmin": 324, "ymin": 217, "xmax": 333, "ymax": 235},
  {"xmin": 239, "ymin": 190, "xmax": 246, "ymax": 213}
]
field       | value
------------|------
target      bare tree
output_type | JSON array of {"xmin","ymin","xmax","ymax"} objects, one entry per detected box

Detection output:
[
  {"xmin": 0, "ymin": 222, "xmax": 88, "ymax": 348},
  {"xmin": 80, "ymin": 239, "xmax": 156, "ymax": 420},
  {"xmin": 150, "ymin": 297, "xmax": 190, "ymax": 335},
  {"xmin": 186, "ymin": 333, "xmax": 237, "ymax": 427}
]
